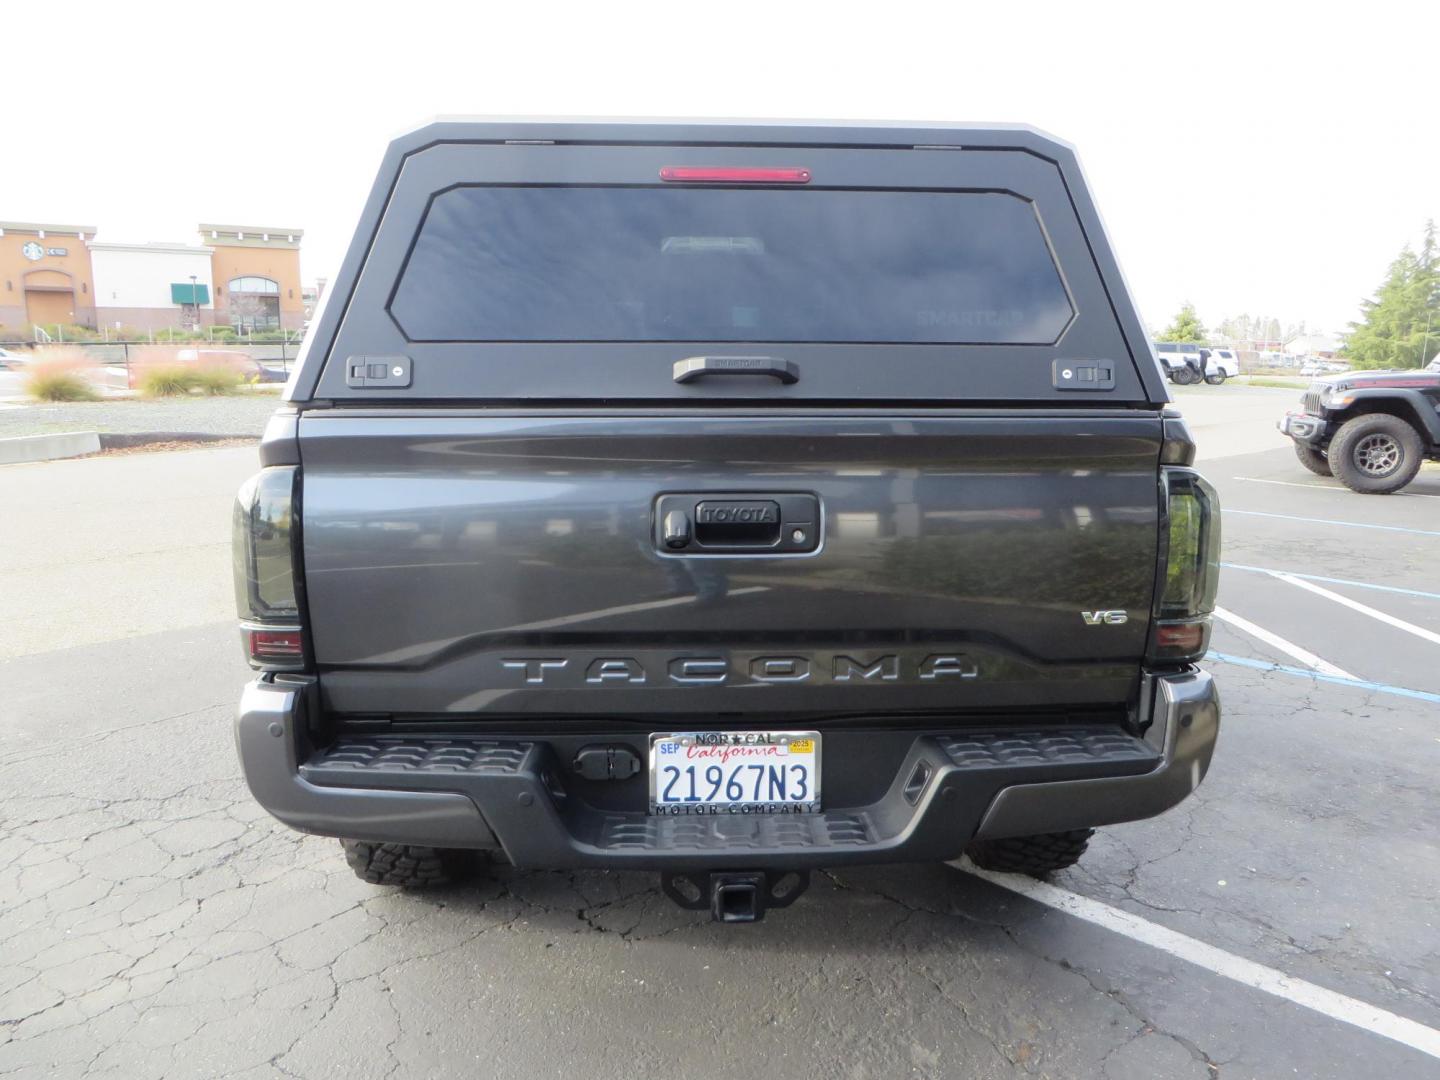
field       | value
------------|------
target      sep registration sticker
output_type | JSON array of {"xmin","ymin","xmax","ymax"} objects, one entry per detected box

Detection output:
[{"xmin": 648, "ymin": 731, "xmax": 822, "ymax": 815}]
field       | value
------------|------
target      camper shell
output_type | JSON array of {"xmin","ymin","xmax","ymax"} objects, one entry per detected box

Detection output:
[{"xmin": 234, "ymin": 120, "xmax": 1219, "ymax": 921}]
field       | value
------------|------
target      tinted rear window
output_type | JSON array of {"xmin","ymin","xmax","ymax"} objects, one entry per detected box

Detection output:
[{"xmin": 390, "ymin": 186, "xmax": 1073, "ymax": 344}]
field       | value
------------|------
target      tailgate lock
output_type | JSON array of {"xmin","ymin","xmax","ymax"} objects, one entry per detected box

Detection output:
[
  {"xmin": 655, "ymin": 493, "xmax": 819, "ymax": 554},
  {"xmin": 662, "ymin": 510, "xmax": 691, "ymax": 549}
]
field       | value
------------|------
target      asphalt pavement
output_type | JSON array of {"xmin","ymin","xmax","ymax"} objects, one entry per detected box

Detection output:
[{"xmin": 2, "ymin": 384, "xmax": 1438, "ymax": 1079}]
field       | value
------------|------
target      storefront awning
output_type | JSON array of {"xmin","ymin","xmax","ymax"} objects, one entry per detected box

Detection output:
[{"xmin": 170, "ymin": 283, "xmax": 210, "ymax": 305}]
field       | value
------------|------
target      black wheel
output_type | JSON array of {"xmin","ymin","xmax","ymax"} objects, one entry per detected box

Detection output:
[
  {"xmin": 1204, "ymin": 370, "xmax": 1226, "ymax": 385},
  {"xmin": 1172, "ymin": 365, "xmax": 1199, "ymax": 385},
  {"xmin": 1328, "ymin": 414, "xmax": 1424, "ymax": 494},
  {"xmin": 966, "ymin": 829, "xmax": 1094, "ymax": 876},
  {"xmin": 1292, "ymin": 440, "xmax": 1332, "ymax": 477},
  {"xmin": 340, "ymin": 840, "xmax": 484, "ymax": 887}
]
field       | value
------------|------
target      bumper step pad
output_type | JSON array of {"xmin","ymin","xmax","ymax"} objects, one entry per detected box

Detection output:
[
  {"xmin": 600, "ymin": 811, "xmax": 875, "ymax": 852},
  {"xmin": 939, "ymin": 729, "xmax": 1159, "ymax": 770},
  {"xmin": 309, "ymin": 738, "xmax": 532, "ymax": 774}
]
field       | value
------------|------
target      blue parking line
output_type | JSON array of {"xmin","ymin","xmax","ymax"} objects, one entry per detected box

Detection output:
[
  {"xmin": 1221, "ymin": 563, "xmax": 1440, "ymax": 602},
  {"xmin": 1205, "ymin": 651, "xmax": 1440, "ymax": 704},
  {"xmin": 1223, "ymin": 510, "xmax": 1440, "ymax": 537}
]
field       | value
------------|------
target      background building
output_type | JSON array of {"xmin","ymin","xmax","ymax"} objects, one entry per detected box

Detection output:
[
  {"xmin": 3, "ymin": 220, "xmax": 304, "ymax": 335},
  {"xmin": 200, "ymin": 225, "xmax": 305, "ymax": 331},
  {"xmin": 90, "ymin": 242, "xmax": 214, "ymax": 331},
  {"xmin": 301, "ymin": 277, "xmax": 327, "ymax": 322},
  {"xmin": 0, "ymin": 222, "xmax": 97, "ymax": 332},
  {"xmin": 1284, "ymin": 332, "xmax": 1344, "ymax": 359}
]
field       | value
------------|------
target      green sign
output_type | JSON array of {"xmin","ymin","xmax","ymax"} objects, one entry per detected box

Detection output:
[{"xmin": 170, "ymin": 283, "xmax": 210, "ymax": 305}]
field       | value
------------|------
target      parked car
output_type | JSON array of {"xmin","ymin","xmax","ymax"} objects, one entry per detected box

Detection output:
[
  {"xmin": 174, "ymin": 348, "xmax": 287, "ymax": 384},
  {"xmin": 231, "ymin": 119, "xmax": 1221, "ymax": 921},
  {"xmin": 1203, "ymin": 347, "xmax": 1240, "ymax": 383},
  {"xmin": 1153, "ymin": 342, "xmax": 1205, "ymax": 384},
  {"xmin": 1279, "ymin": 356, "xmax": 1440, "ymax": 492},
  {"xmin": 0, "ymin": 346, "xmax": 31, "ymax": 369}
]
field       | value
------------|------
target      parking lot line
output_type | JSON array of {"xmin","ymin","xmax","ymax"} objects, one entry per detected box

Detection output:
[
  {"xmin": 1206, "ymin": 651, "xmax": 1440, "ymax": 705},
  {"xmin": 1213, "ymin": 605, "xmax": 1357, "ymax": 679},
  {"xmin": 1272, "ymin": 573, "xmax": 1440, "ymax": 647},
  {"xmin": 1224, "ymin": 509, "xmax": 1440, "ymax": 537},
  {"xmin": 1223, "ymin": 562, "xmax": 1440, "ymax": 602},
  {"xmin": 959, "ymin": 860, "xmax": 1440, "ymax": 1061},
  {"xmin": 1232, "ymin": 476, "xmax": 1440, "ymax": 500}
]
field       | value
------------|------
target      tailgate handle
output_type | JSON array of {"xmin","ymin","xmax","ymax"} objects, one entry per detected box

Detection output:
[
  {"xmin": 655, "ymin": 493, "xmax": 820, "ymax": 555},
  {"xmin": 673, "ymin": 356, "xmax": 799, "ymax": 385}
]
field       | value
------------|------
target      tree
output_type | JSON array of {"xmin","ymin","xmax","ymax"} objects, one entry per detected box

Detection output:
[
  {"xmin": 1160, "ymin": 302, "xmax": 1207, "ymax": 344},
  {"xmin": 1344, "ymin": 221, "xmax": 1440, "ymax": 369}
]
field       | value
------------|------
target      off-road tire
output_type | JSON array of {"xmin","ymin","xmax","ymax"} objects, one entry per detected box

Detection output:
[
  {"xmin": 1171, "ymin": 366, "xmax": 1199, "ymax": 386},
  {"xmin": 1292, "ymin": 440, "xmax": 1332, "ymax": 476},
  {"xmin": 341, "ymin": 840, "xmax": 482, "ymax": 887},
  {"xmin": 966, "ymin": 829, "xmax": 1094, "ymax": 876},
  {"xmin": 1328, "ymin": 413, "xmax": 1424, "ymax": 494},
  {"xmin": 1204, "ymin": 370, "xmax": 1227, "ymax": 385}
]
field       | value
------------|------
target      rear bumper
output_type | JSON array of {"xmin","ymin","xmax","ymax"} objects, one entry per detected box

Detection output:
[{"xmin": 236, "ymin": 668, "xmax": 1218, "ymax": 869}]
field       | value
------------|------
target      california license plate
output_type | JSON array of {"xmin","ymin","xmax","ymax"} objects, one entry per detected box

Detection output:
[{"xmin": 648, "ymin": 731, "xmax": 822, "ymax": 815}]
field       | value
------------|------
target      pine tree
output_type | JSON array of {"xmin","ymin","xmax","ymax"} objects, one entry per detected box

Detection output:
[
  {"xmin": 1160, "ymin": 302, "xmax": 1206, "ymax": 344},
  {"xmin": 1345, "ymin": 221, "xmax": 1440, "ymax": 369}
]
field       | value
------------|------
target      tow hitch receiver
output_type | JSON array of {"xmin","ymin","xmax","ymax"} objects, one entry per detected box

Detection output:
[{"xmin": 660, "ymin": 870, "xmax": 811, "ymax": 923}]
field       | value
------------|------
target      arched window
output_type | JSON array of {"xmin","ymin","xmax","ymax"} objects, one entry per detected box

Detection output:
[
  {"xmin": 227, "ymin": 276, "xmax": 281, "ymax": 330},
  {"xmin": 229, "ymin": 276, "xmax": 280, "ymax": 295}
]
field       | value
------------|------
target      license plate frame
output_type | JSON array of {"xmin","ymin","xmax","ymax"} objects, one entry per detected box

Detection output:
[{"xmin": 648, "ymin": 731, "xmax": 822, "ymax": 815}]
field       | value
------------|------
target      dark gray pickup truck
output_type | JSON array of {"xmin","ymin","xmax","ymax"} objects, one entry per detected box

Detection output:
[{"xmin": 233, "ymin": 119, "xmax": 1221, "ymax": 921}]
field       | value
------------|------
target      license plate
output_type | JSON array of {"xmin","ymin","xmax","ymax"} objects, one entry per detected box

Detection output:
[{"xmin": 648, "ymin": 731, "xmax": 822, "ymax": 815}]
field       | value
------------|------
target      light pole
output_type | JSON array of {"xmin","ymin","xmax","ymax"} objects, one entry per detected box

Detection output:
[{"xmin": 189, "ymin": 275, "xmax": 200, "ymax": 334}]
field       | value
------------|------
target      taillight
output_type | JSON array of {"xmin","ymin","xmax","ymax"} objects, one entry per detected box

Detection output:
[
  {"xmin": 1148, "ymin": 468, "xmax": 1221, "ymax": 664},
  {"xmin": 244, "ymin": 627, "xmax": 304, "ymax": 665},
  {"xmin": 233, "ymin": 466, "xmax": 306, "ymax": 671},
  {"xmin": 659, "ymin": 166, "xmax": 811, "ymax": 184}
]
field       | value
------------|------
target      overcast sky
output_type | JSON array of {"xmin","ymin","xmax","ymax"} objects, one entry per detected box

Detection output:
[{"xmin": 7, "ymin": 2, "xmax": 1436, "ymax": 338}]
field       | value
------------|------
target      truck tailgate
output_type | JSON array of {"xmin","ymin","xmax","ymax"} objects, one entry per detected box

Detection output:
[{"xmin": 300, "ymin": 410, "xmax": 1160, "ymax": 717}]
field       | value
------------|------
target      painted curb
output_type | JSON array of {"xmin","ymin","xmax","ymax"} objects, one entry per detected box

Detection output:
[
  {"xmin": 0, "ymin": 431, "xmax": 102, "ymax": 465},
  {"xmin": 97, "ymin": 431, "xmax": 251, "ymax": 450}
]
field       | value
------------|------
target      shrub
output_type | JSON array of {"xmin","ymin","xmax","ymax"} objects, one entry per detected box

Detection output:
[
  {"xmin": 191, "ymin": 364, "xmax": 243, "ymax": 395},
  {"xmin": 138, "ymin": 365, "xmax": 200, "ymax": 396},
  {"xmin": 153, "ymin": 327, "xmax": 205, "ymax": 343},
  {"xmin": 23, "ymin": 355, "xmax": 101, "ymax": 401}
]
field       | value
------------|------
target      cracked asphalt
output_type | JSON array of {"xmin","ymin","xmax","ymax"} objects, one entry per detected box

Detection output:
[{"xmin": 3, "ymin": 391, "xmax": 1439, "ymax": 1079}]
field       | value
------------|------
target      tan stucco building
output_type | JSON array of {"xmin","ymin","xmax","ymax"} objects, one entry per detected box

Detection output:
[
  {"xmin": 0, "ymin": 222, "xmax": 98, "ymax": 333},
  {"xmin": 200, "ymin": 225, "xmax": 305, "ymax": 331}
]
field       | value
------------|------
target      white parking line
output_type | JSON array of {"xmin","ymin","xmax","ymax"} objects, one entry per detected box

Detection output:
[
  {"xmin": 958, "ymin": 860, "xmax": 1440, "ymax": 1061},
  {"xmin": 1213, "ymin": 605, "xmax": 1357, "ymax": 679},
  {"xmin": 1224, "ymin": 509, "xmax": 1440, "ymax": 537},
  {"xmin": 1272, "ymin": 572, "xmax": 1440, "ymax": 647},
  {"xmin": 1223, "ymin": 562, "xmax": 1440, "ymax": 602},
  {"xmin": 1233, "ymin": 476, "xmax": 1440, "ymax": 500}
]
